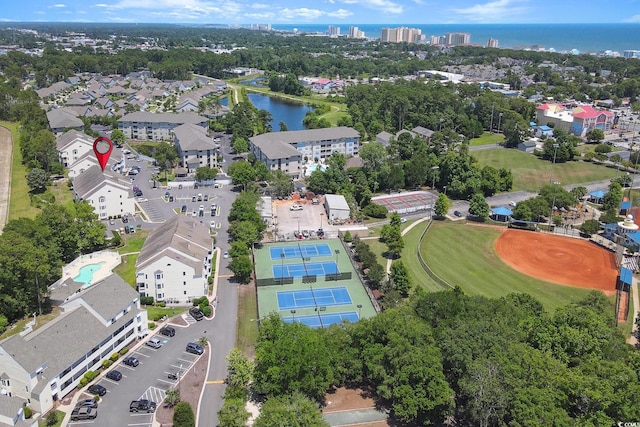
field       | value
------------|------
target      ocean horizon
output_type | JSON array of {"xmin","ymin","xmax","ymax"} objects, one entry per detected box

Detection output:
[{"xmin": 268, "ymin": 23, "xmax": 640, "ymax": 54}]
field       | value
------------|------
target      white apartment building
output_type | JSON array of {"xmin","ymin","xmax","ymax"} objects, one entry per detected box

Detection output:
[
  {"xmin": 72, "ymin": 165, "xmax": 135, "ymax": 219},
  {"xmin": 118, "ymin": 112, "xmax": 208, "ymax": 141},
  {"xmin": 136, "ymin": 216, "xmax": 214, "ymax": 305},
  {"xmin": 380, "ymin": 27, "xmax": 422, "ymax": 43},
  {"xmin": 348, "ymin": 26, "xmax": 365, "ymax": 39},
  {"xmin": 173, "ymin": 123, "xmax": 218, "ymax": 172},
  {"xmin": 0, "ymin": 274, "xmax": 147, "ymax": 419},
  {"xmin": 249, "ymin": 137, "xmax": 302, "ymax": 179},
  {"xmin": 56, "ymin": 130, "xmax": 94, "ymax": 168}
]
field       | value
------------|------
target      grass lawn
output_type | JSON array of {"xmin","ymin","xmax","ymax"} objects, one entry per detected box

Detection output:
[
  {"xmin": 236, "ymin": 283, "xmax": 258, "ymax": 357},
  {"xmin": 472, "ymin": 148, "xmax": 619, "ymax": 192},
  {"xmin": 414, "ymin": 221, "xmax": 593, "ymax": 312},
  {"xmin": 0, "ymin": 307, "xmax": 61, "ymax": 341},
  {"xmin": 470, "ymin": 132, "xmax": 505, "ymax": 146},
  {"xmin": 401, "ymin": 220, "xmax": 441, "ymax": 293},
  {"xmin": 145, "ymin": 306, "xmax": 186, "ymax": 322},
  {"xmin": 1, "ymin": 121, "xmax": 39, "ymax": 220},
  {"xmin": 113, "ymin": 230, "xmax": 150, "ymax": 287},
  {"xmin": 38, "ymin": 410, "xmax": 64, "ymax": 427}
]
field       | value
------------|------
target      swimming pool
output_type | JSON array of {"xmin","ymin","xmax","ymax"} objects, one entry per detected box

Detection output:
[{"xmin": 73, "ymin": 262, "xmax": 106, "ymax": 287}]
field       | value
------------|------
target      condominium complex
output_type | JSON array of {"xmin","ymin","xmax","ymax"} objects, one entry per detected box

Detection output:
[
  {"xmin": 380, "ymin": 27, "xmax": 423, "ymax": 43},
  {"xmin": 348, "ymin": 26, "xmax": 366, "ymax": 39},
  {"xmin": 327, "ymin": 25, "xmax": 340, "ymax": 36},
  {"xmin": 623, "ymin": 50, "xmax": 640, "ymax": 59},
  {"xmin": 487, "ymin": 38, "xmax": 499, "ymax": 48},
  {"xmin": 430, "ymin": 32, "xmax": 471, "ymax": 46}
]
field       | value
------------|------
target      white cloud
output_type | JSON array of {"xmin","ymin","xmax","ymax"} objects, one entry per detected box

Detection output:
[
  {"xmin": 95, "ymin": 0, "xmax": 245, "ymax": 21},
  {"xmin": 250, "ymin": 3, "xmax": 270, "ymax": 9},
  {"xmin": 244, "ymin": 12, "xmax": 276, "ymax": 19},
  {"xmin": 327, "ymin": 8, "xmax": 353, "ymax": 18},
  {"xmin": 280, "ymin": 7, "xmax": 326, "ymax": 20},
  {"xmin": 338, "ymin": 0, "xmax": 402, "ymax": 14},
  {"xmin": 49, "ymin": 3, "xmax": 67, "ymax": 8},
  {"xmin": 452, "ymin": 0, "xmax": 528, "ymax": 23},
  {"xmin": 624, "ymin": 14, "xmax": 640, "ymax": 23}
]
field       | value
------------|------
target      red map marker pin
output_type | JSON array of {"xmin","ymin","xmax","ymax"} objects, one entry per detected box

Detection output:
[{"xmin": 93, "ymin": 137, "xmax": 113, "ymax": 171}]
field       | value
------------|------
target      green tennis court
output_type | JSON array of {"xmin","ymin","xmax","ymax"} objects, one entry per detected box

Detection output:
[{"xmin": 255, "ymin": 239, "xmax": 377, "ymax": 328}]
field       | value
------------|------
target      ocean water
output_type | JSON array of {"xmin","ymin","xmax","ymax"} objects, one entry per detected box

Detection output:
[{"xmin": 270, "ymin": 23, "xmax": 640, "ymax": 53}]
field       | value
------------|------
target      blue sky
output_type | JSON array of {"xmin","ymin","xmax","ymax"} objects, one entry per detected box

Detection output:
[{"xmin": 2, "ymin": 0, "xmax": 640, "ymax": 25}]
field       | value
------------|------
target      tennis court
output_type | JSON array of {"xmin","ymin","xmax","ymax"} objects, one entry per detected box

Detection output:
[
  {"xmin": 371, "ymin": 191, "xmax": 436, "ymax": 214},
  {"xmin": 284, "ymin": 311, "xmax": 360, "ymax": 328},
  {"xmin": 270, "ymin": 243, "xmax": 332, "ymax": 260},
  {"xmin": 277, "ymin": 286, "xmax": 352, "ymax": 310},
  {"xmin": 273, "ymin": 261, "xmax": 338, "ymax": 279}
]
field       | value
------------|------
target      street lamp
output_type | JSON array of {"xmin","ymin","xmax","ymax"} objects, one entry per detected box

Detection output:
[
  {"xmin": 497, "ymin": 112, "xmax": 503, "ymax": 134},
  {"xmin": 280, "ymin": 251, "xmax": 285, "ymax": 283},
  {"xmin": 443, "ymin": 185, "xmax": 447, "ymax": 196},
  {"xmin": 334, "ymin": 249, "xmax": 340, "ymax": 280},
  {"xmin": 489, "ymin": 103, "xmax": 495, "ymax": 133},
  {"xmin": 357, "ymin": 304, "xmax": 362, "ymax": 318},
  {"xmin": 290, "ymin": 309, "xmax": 296, "ymax": 322},
  {"xmin": 547, "ymin": 143, "xmax": 560, "ymax": 230},
  {"xmin": 549, "ymin": 143, "xmax": 559, "ymax": 184},
  {"xmin": 548, "ymin": 181, "xmax": 561, "ymax": 230},
  {"xmin": 439, "ymin": 118, "xmax": 445, "ymax": 132},
  {"xmin": 320, "ymin": 212, "xmax": 324, "ymax": 229},
  {"xmin": 431, "ymin": 165, "xmax": 439, "ymax": 191}
]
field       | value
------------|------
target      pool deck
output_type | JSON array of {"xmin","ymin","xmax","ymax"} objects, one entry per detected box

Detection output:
[{"xmin": 61, "ymin": 250, "xmax": 122, "ymax": 285}]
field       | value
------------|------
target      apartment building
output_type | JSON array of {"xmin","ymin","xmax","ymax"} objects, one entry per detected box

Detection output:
[
  {"xmin": 380, "ymin": 27, "xmax": 423, "ymax": 43},
  {"xmin": 118, "ymin": 112, "xmax": 208, "ymax": 141}
]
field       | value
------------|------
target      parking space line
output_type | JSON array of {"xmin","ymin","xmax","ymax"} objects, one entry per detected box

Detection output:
[
  {"xmin": 119, "ymin": 365, "xmax": 137, "ymax": 371},
  {"xmin": 177, "ymin": 357, "xmax": 194, "ymax": 363},
  {"xmin": 157, "ymin": 378, "xmax": 175, "ymax": 385},
  {"xmin": 133, "ymin": 351, "xmax": 151, "ymax": 358}
]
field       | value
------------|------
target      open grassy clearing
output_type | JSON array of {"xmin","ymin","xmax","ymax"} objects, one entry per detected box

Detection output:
[
  {"xmin": 472, "ymin": 148, "xmax": 619, "ymax": 192},
  {"xmin": 1, "ymin": 121, "xmax": 38, "ymax": 220},
  {"xmin": 113, "ymin": 230, "xmax": 150, "ymax": 286},
  {"xmin": 236, "ymin": 282, "xmax": 258, "ymax": 357},
  {"xmin": 470, "ymin": 132, "xmax": 505, "ymax": 146},
  {"xmin": 417, "ymin": 221, "xmax": 593, "ymax": 312}
]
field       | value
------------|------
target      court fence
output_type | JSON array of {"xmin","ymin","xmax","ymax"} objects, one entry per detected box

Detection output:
[
  {"xmin": 255, "ymin": 272, "xmax": 353, "ymax": 287},
  {"xmin": 341, "ymin": 240, "xmax": 382, "ymax": 313}
]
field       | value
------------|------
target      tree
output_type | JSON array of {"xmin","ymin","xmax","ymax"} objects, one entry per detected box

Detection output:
[
  {"xmin": 226, "ymin": 348, "xmax": 254, "ymax": 390},
  {"xmin": 110, "ymin": 129, "xmax": 126, "ymax": 146},
  {"xmin": 586, "ymin": 128, "xmax": 605, "ymax": 143},
  {"xmin": 254, "ymin": 393, "xmax": 329, "ymax": 427},
  {"xmin": 195, "ymin": 166, "xmax": 217, "ymax": 181},
  {"xmin": 228, "ymin": 161, "xmax": 256, "ymax": 188},
  {"xmin": 164, "ymin": 388, "xmax": 180, "ymax": 407},
  {"xmin": 389, "ymin": 260, "xmax": 412, "ymax": 296},
  {"xmin": 45, "ymin": 411, "xmax": 58, "ymax": 427},
  {"xmin": 279, "ymin": 121, "xmax": 288, "ymax": 131},
  {"xmin": 269, "ymin": 169, "xmax": 294, "ymax": 198},
  {"xmin": 26, "ymin": 168, "xmax": 49, "ymax": 193},
  {"xmin": 232, "ymin": 136, "xmax": 249, "ymax": 154},
  {"xmin": 468, "ymin": 193, "xmax": 490, "ymax": 219},
  {"xmin": 434, "ymin": 194, "xmax": 451, "ymax": 217},
  {"xmin": 362, "ymin": 203, "xmax": 388, "ymax": 219},
  {"xmin": 229, "ymin": 241, "xmax": 251, "ymax": 259},
  {"xmin": 580, "ymin": 219, "xmax": 601, "ymax": 236},
  {"xmin": 228, "ymin": 255, "xmax": 253, "ymax": 284},
  {"xmin": 218, "ymin": 398, "xmax": 250, "ymax": 427},
  {"xmin": 153, "ymin": 141, "xmax": 178, "ymax": 179},
  {"xmin": 173, "ymin": 402, "xmax": 195, "ymax": 427},
  {"xmin": 602, "ymin": 181, "xmax": 623, "ymax": 212},
  {"xmin": 229, "ymin": 220, "xmax": 262, "ymax": 244},
  {"xmin": 384, "ymin": 225, "xmax": 404, "ymax": 258}
]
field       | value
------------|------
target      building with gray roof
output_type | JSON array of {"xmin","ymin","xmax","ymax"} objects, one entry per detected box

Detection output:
[
  {"xmin": 136, "ymin": 215, "xmax": 214, "ymax": 305},
  {"xmin": 56, "ymin": 130, "xmax": 94, "ymax": 168},
  {"xmin": 118, "ymin": 112, "xmax": 208, "ymax": 141},
  {"xmin": 46, "ymin": 109, "xmax": 83, "ymax": 136},
  {"xmin": 72, "ymin": 165, "xmax": 135, "ymax": 219},
  {"xmin": 249, "ymin": 127, "xmax": 359, "ymax": 178},
  {"xmin": 0, "ymin": 273, "xmax": 147, "ymax": 420},
  {"xmin": 324, "ymin": 194, "xmax": 351, "ymax": 221},
  {"xmin": 173, "ymin": 123, "xmax": 218, "ymax": 172}
]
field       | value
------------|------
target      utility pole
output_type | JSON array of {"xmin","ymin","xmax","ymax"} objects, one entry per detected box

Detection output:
[{"xmin": 489, "ymin": 103, "xmax": 495, "ymax": 133}]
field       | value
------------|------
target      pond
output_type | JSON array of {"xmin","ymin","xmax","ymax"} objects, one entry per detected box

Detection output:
[{"xmin": 247, "ymin": 93, "xmax": 314, "ymax": 131}]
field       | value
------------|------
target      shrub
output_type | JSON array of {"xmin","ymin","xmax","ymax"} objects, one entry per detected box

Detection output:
[
  {"xmin": 343, "ymin": 230, "xmax": 353, "ymax": 242},
  {"xmin": 45, "ymin": 411, "xmax": 58, "ymax": 426},
  {"xmin": 200, "ymin": 305, "xmax": 212, "ymax": 317},
  {"xmin": 140, "ymin": 296, "xmax": 154, "ymax": 305},
  {"xmin": 23, "ymin": 406, "xmax": 32, "ymax": 419},
  {"xmin": 193, "ymin": 296, "xmax": 208, "ymax": 306},
  {"xmin": 110, "ymin": 353, "xmax": 120, "ymax": 362},
  {"xmin": 78, "ymin": 378, "xmax": 88, "ymax": 387},
  {"xmin": 102, "ymin": 359, "xmax": 113, "ymax": 369},
  {"xmin": 154, "ymin": 301, "xmax": 166, "ymax": 308},
  {"xmin": 149, "ymin": 322, "xmax": 156, "ymax": 329},
  {"xmin": 119, "ymin": 347, "xmax": 129, "ymax": 356},
  {"xmin": 362, "ymin": 203, "xmax": 388, "ymax": 219},
  {"xmin": 173, "ymin": 402, "xmax": 196, "ymax": 427},
  {"xmin": 83, "ymin": 371, "xmax": 98, "ymax": 381}
]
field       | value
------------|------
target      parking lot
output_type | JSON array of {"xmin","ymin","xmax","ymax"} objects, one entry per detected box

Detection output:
[{"xmin": 275, "ymin": 198, "xmax": 343, "ymax": 240}]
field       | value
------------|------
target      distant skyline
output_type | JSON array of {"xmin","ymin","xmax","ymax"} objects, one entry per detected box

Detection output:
[{"xmin": 2, "ymin": 0, "xmax": 640, "ymax": 25}]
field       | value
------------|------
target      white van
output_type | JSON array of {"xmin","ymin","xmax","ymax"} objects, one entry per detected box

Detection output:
[{"xmin": 146, "ymin": 337, "xmax": 162, "ymax": 349}]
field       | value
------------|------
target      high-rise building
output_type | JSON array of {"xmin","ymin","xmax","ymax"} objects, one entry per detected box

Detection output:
[
  {"xmin": 380, "ymin": 27, "xmax": 422, "ymax": 43},
  {"xmin": 445, "ymin": 32, "xmax": 471, "ymax": 46},
  {"xmin": 486, "ymin": 38, "xmax": 499, "ymax": 48},
  {"xmin": 623, "ymin": 50, "xmax": 640, "ymax": 59},
  {"xmin": 328, "ymin": 25, "xmax": 341, "ymax": 36},
  {"xmin": 348, "ymin": 26, "xmax": 366, "ymax": 39}
]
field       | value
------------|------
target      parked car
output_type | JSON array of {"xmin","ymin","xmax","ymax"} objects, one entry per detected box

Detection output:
[
  {"xmin": 76, "ymin": 399, "xmax": 98, "ymax": 409},
  {"xmin": 71, "ymin": 406, "xmax": 97, "ymax": 421},
  {"xmin": 223, "ymin": 251, "xmax": 229, "ymax": 259},
  {"xmin": 454, "ymin": 211, "xmax": 463, "ymax": 217},
  {"xmin": 106, "ymin": 370, "xmax": 122, "ymax": 381},
  {"xmin": 186, "ymin": 342, "xmax": 204, "ymax": 355},
  {"xmin": 146, "ymin": 337, "xmax": 162, "ymax": 349},
  {"xmin": 181, "ymin": 205, "xmax": 187, "ymax": 213},
  {"xmin": 159, "ymin": 326, "xmax": 176, "ymax": 337},
  {"xmin": 123, "ymin": 356, "xmax": 139, "ymax": 367},
  {"xmin": 289, "ymin": 204, "xmax": 303, "ymax": 211},
  {"xmin": 121, "ymin": 215, "xmax": 129, "ymax": 223},
  {"xmin": 87, "ymin": 384, "xmax": 107, "ymax": 396},
  {"xmin": 129, "ymin": 400, "xmax": 156, "ymax": 413},
  {"xmin": 189, "ymin": 307, "xmax": 204, "ymax": 321}
]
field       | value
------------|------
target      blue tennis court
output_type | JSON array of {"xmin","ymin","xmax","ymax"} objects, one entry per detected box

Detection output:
[
  {"xmin": 273, "ymin": 261, "xmax": 338, "ymax": 279},
  {"xmin": 284, "ymin": 311, "xmax": 360, "ymax": 328},
  {"xmin": 270, "ymin": 243, "xmax": 332, "ymax": 260},
  {"xmin": 277, "ymin": 286, "xmax": 352, "ymax": 310}
]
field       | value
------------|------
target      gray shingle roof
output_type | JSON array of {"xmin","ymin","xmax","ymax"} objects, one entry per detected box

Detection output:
[
  {"xmin": 77, "ymin": 273, "xmax": 140, "ymax": 321},
  {"xmin": 325, "ymin": 194, "xmax": 350, "ymax": 211},
  {"xmin": 46, "ymin": 109, "xmax": 83, "ymax": 130},
  {"xmin": 119, "ymin": 111, "xmax": 208, "ymax": 125},
  {"xmin": 249, "ymin": 127, "xmax": 359, "ymax": 146},
  {"xmin": 173, "ymin": 123, "xmax": 215, "ymax": 151},
  {"xmin": 412, "ymin": 126, "xmax": 435, "ymax": 138},
  {"xmin": 56, "ymin": 129, "xmax": 94, "ymax": 151},
  {"xmin": 136, "ymin": 216, "xmax": 212, "ymax": 275},
  {"xmin": 250, "ymin": 138, "xmax": 301, "ymax": 160},
  {"xmin": 72, "ymin": 165, "xmax": 131, "ymax": 199},
  {"xmin": 0, "ymin": 394, "xmax": 26, "ymax": 422}
]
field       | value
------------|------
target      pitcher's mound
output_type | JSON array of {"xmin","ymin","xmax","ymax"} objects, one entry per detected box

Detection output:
[{"xmin": 495, "ymin": 230, "xmax": 617, "ymax": 292}]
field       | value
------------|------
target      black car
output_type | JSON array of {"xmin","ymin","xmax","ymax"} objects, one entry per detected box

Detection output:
[
  {"xmin": 123, "ymin": 356, "xmax": 139, "ymax": 367},
  {"xmin": 189, "ymin": 307, "xmax": 204, "ymax": 321},
  {"xmin": 122, "ymin": 215, "xmax": 129, "ymax": 223},
  {"xmin": 186, "ymin": 342, "xmax": 204, "ymax": 355},
  {"xmin": 454, "ymin": 210, "xmax": 463, "ymax": 217},
  {"xmin": 87, "ymin": 384, "xmax": 107, "ymax": 396},
  {"xmin": 129, "ymin": 399, "xmax": 157, "ymax": 413},
  {"xmin": 106, "ymin": 370, "xmax": 122, "ymax": 381},
  {"xmin": 159, "ymin": 326, "xmax": 176, "ymax": 337}
]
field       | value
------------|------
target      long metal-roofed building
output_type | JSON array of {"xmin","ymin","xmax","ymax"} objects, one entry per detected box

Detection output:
[
  {"xmin": 135, "ymin": 215, "xmax": 214, "ymax": 305},
  {"xmin": 117, "ymin": 111, "xmax": 208, "ymax": 141},
  {"xmin": 0, "ymin": 273, "xmax": 147, "ymax": 420},
  {"xmin": 249, "ymin": 127, "xmax": 360, "ymax": 178}
]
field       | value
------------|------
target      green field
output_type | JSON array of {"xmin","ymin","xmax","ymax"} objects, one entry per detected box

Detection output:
[
  {"xmin": 472, "ymin": 148, "xmax": 619, "ymax": 192},
  {"xmin": 470, "ymin": 132, "xmax": 505, "ymax": 146},
  {"xmin": 415, "ymin": 221, "xmax": 593, "ymax": 312}
]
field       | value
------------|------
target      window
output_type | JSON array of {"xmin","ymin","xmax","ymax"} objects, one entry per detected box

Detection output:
[
  {"xmin": 183, "ymin": 272, "xmax": 186, "ymax": 276},
  {"xmin": 184, "ymin": 290, "xmax": 187, "ymax": 295},
  {"xmin": 156, "ymin": 273, "xmax": 162, "ymax": 280}
]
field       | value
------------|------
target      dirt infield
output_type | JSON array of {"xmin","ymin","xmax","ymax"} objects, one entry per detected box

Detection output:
[{"xmin": 495, "ymin": 230, "xmax": 618, "ymax": 293}]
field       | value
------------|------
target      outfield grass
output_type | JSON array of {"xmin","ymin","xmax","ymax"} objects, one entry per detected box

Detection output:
[
  {"xmin": 416, "ymin": 221, "xmax": 593, "ymax": 312},
  {"xmin": 472, "ymin": 148, "xmax": 619, "ymax": 192},
  {"xmin": 401, "ymin": 220, "xmax": 441, "ymax": 293},
  {"xmin": 470, "ymin": 132, "xmax": 505, "ymax": 146}
]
